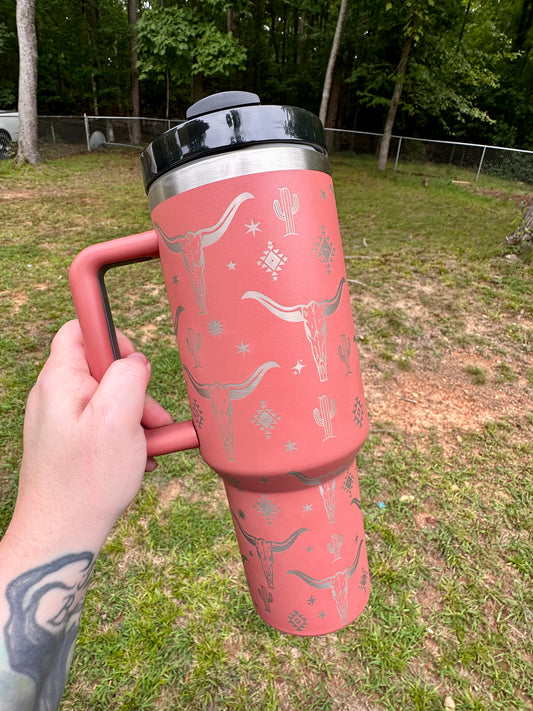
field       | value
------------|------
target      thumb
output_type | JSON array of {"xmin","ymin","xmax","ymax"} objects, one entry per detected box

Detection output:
[{"xmin": 90, "ymin": 353, "xmax": 152, "ymax": 432}]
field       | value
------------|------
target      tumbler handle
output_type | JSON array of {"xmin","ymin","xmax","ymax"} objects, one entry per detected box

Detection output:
[{"xmin": 69, "ymin": 230, "xmax": 200, "ymax": 457}]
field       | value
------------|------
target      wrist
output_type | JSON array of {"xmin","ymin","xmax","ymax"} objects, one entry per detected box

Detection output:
[
  {"xmin": 10, "ymin": 460, "xmax": 127, "ymax": 559},
  {"xmin": 3, "ymin": 498, "xmax": 110, "ymax": 568}
]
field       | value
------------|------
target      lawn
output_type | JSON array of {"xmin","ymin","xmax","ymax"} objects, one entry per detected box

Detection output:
[{"xmin": 0, "ymin": 150, "xmax": 532, "ymax": 710}]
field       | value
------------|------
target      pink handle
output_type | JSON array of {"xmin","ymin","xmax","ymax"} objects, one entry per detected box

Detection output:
[{"xmin": 69, "ymin": 230, "xmax": 199, "ymax": 457}]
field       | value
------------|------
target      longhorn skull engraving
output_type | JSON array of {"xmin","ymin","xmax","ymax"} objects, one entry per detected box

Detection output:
[
  {"xmin": 183, "ymin": 361, "xmax": 279, "ymax": 459},
  {"xmin": 287, "ymin": 457, "xmax": 355, "ymax": 524},
  {"xmin": 155, "ymin": 192, "xmax": 253, "ymax": 313},
  {"xmin": 232, "ymin": 512, "xmax": 308, "ymax": 589},
  {"xmin": 287, "ymin": 538, "xmax": 364, "ymax": 623},
  {"xmin": 242, "ymin": 277, "xmax": 346, "ymax": 382}
]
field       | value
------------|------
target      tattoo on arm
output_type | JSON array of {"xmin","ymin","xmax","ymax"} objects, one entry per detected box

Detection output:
[{"xmin": 2, "ymin": 552, "xmax": 95, "ymax": 711}]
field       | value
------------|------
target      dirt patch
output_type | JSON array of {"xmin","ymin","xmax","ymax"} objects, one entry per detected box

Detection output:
[
  {"xmin": 472, "ymin": 187, "xmax": 532, "ymax": 208},
  {"xmin": 364, "ymin": 350, "xmax": 531, "ymax": 439},
  {"xmin": 158, "ymin": 479, "xmax": 183, "ymax": 508},
  {"xmin": 0, "ymin": 191, "xmax": 35, "ymax": 200},
  {"xmin": 2, "ymin": 291, "xmax": 29, "ymax": 312}
]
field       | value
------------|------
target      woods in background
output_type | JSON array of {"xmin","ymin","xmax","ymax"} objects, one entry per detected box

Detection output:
[{"xmin": 1, "ymin": 0, "xmax": 532, "ymax": 149}]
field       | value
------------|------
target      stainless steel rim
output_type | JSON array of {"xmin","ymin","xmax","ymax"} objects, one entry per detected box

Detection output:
[{"xmin": 147, "ymin": 143, "xmax": 330, "ymax": 211}]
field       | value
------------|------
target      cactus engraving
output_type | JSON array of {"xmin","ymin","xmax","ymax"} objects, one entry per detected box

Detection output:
[
  {"xmin": 327, "ymin": 533, "xmax": 344, "ymax": 561},
  {"xmin": 273, "ymin": 187, "xmax": 299, "ymax": 236},
  {"xmin": 313, "ymin": 395, "xmax": 336, "ymax": 440},
  {"xmin": 186, "ymin": 328, "xmax": 202, "ymax": 368},
  {"xmin": 338, "ymin": 333, "xmax": 352, "ymax": 375}
]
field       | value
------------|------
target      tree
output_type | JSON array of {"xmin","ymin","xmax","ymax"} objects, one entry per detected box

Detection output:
[
  {"xmin": 128, "ymin": 0, "xmax": 141, "ymax": 144},
  {"xmin": 0, "ymin": 21, "xmax": 16, "ymax": 106},
  {"xmin": 401, "ymin": 0, "xmax": 518, "ymax": 142},
  {"xmin": 506, "ymin": 199, "xmax": 533, "ymax": 246},
  {"xmin": 136, "ymin": 3, "xmax": 246, "ymax": 116},
  {"xmin": 16, "ymin": 0, "xmax": 40, "ymax": 166},
  {"xmin": 319, "ymin": 0, "xmax": 349, "ymax": 126},
  {"xmin": 1, "ymin": 0, "xmax": 531, "ymax": 150},
  {"xmin": 35, "ymin": 0, "xmax": 131, "ymax": 115},
  {"xmin": 376, "ymin": 0, "xmax": 434, "ymax": 171},
  {"xmin": 377, "ymin": 31, "xmax": 412, "ymax": 170}
]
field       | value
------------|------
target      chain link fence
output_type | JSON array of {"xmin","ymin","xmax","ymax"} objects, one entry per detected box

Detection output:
[
  {"xmin": 36, "ymin": 115, "xmax": 533, "ymax": 185},
  {"xmin": 38, "ymin": 115, "xmax": 182, "ymax": 156},
  {"xmin": 326, "ymin": 128, "xmax": 533, "ymax": 184}
]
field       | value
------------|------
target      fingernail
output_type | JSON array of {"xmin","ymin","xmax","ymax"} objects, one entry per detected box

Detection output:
[{"xmin": 129, "ymin": 352, "xmax": 150, "ymax": 370}]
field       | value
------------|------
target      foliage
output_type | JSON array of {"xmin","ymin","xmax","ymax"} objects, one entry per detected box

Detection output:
[
  {"xmin": 35, "ymin": 0, "xmax": 131, "ymax": 114},
  {"xmin": 1, "ymin": 0, "xmax": 533, "ymax": 147},
  {"xmin": 136, "ymin": 3, "xmax": 246, "ymax": 89},
  {"xmin": 0, "ymin": 6, "xmax": 17, "ymax": 107}
]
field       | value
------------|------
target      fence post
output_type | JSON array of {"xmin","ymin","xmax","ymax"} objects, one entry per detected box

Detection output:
[
  {"xmin": 394, "ymin": 137, "xmax": 403, "ymax": 172},
  {"xmin": 84, "ymin": 114, "xmax": 91, "ymax": 152},
  {"xmin": 476, "ymin": 145, "xmax": 487, "ymax": 182}
]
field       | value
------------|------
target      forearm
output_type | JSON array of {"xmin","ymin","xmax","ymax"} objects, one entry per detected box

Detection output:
[
  {"xmin": 0, "ymin": 532, "xmax": 98, "ymax": 711},
  {"xmin": 0, "ymin": 322, "xmax": 169, "ymax": 710}
]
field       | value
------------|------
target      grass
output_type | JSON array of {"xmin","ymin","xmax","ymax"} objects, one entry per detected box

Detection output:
[{"xmin": 1, "ymin": 151, "xmax": 532, "ymax": 710}]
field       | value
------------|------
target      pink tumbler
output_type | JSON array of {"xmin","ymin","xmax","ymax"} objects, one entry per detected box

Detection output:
[{"xmin": 69, "ymin": 91, "xmax": 370, "ymax": 635}]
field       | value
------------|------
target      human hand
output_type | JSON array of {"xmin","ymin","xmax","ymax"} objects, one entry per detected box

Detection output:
[{"xmin": 7, "ymin": 320, "xmax": 173, "ymax": 553}]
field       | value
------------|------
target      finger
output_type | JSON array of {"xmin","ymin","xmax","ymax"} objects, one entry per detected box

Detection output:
[
  {"xmin": 34, "ymin": 321, "xmax": 98, "ymax": 415},
  {"xmin": 145, "ymin": 457, "xmax": 159, "ymax": 473},
  {"xmin": 47, "ymin": 320, "xmax": 92, "ymax": 374},
  {"xmin": 142, "ymin": 393, "xmax": 175, "ymax": 429},
  {"xmin": 110, "ymin": 332, "xmax": 174, "ymax": 428},
  {"xmin": 89, "ymin": 352, "xmax": 151, "ymax": 432},
  {"xmin": 115, "ymin": 329, "xmax": 136, "ymax": 358}
]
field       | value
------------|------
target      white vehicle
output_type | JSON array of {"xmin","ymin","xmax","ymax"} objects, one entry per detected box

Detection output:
[{"xmin": 0, "ymin": 111, "xmax": 19, "ymax": 158}]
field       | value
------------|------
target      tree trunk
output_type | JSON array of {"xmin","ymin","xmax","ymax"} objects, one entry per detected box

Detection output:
[
  {"xmin": 319, "ymin": 0, "xmax": 349, "ymax": 126},
  {"xmin": 165, "ymin": 70, "xmax": 170, "ymax": 120},
  {"xmin": 191, "ymin": 72, "xmax": 204, "ymax": 104},
  {"xmin": 506, "ymin": 200, "xmax": 533, "ymax": 245},
  {"xmin": 128, "ymin": 0, "xmax": 142, "ymax": 144},
  {"xmin": 377, "ymin": 34, "xmax": 413, "ymax": 171},
  {"xmin": 325, "ymin": 73, "xmax": 341, "ymax": 152},
  {"xmin": 16, "ymin": 0, "xmax": 40, "ymax": 166},
  {"xmin": 226, "ymin": 6, "xmax": 238, "ymax": 34}
]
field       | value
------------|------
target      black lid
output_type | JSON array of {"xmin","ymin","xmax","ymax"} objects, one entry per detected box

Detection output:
[{"xmin": 140, "ymin": 91, "xmax": 326, "ymax": 193}]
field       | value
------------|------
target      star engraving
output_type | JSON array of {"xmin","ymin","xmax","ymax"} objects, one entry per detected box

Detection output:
[
  {"xmin": 283, "ymin": 440, "xmax": 298, "ymax": 453},
  {"xmin": 292, "ymin": 359, "xmax": 306, "ymax": 375},
  {"xmin": 236, "ymin": 341, "xmax": 251, "ymax": 356},
  {"xmin": 303, "ymin": 503, "xmax": 313, "ymax": 513},
  {"xmin": 227, "ymin": 261, "xmax": 237, "ymax": 270},
  {"xmin": 207, "ymin": 319, "xmax": 224, "ymax": 337},
  {"xmin": 245, "ymin": 219, "xmax": 261, "ymax": 236}
]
